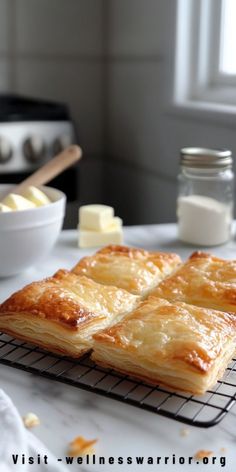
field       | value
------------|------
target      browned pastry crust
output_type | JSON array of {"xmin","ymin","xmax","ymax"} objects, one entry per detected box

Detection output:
[
  {"xmin": 72, "ymin": 244, "xmax": 181, "ymax": 296},
  {"xmin": 0, "ymin": 270, "xmax": 139, "ymax": 358},
  {"xmin": 92, "ymin": 297, "xmax": 236, "ymax": 395},
  {"xmin": 1, "ymin": 246, "xmax": 235, "ymax": 395},
  {"xmin": 152, "ymin": 251, "xmax": 236, "ymax": 313}
]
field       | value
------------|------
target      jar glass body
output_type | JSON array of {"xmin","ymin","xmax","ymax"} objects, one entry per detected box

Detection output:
[{"xmin": 177, "ymin": 166, "xmax": 234, "ymax": 246}]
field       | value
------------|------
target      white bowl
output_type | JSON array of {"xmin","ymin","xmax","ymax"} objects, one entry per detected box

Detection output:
[{"xmin": 0, "ymin": 184, "xmax": 66, "ymax": 277}]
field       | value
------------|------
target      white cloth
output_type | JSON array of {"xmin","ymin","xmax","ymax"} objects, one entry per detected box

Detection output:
[{"xmin": 0, "ymin": 389, "xmax": 67, "ymax": 472}]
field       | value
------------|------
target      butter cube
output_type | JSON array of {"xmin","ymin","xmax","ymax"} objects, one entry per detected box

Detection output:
[
  {"xmin": 79, "ymin": 216, "xmax": 122, "ymax": 234},
  {"xmin": 78, "ymin": 220, "xmax": 123, "ymax": 248},
  {"xmin": 3, "ymin": 193, "xmax": 36, "ymax": 211},
  {"xmin": 79, "ymin": 204, "xmax": 114, "ymax": 231},
  {"xmin": 0, "ymin": 203, "xmax": 12, "ymax": 212},
  {"xmin": 23, "ymin": 186, "xmax": 51, "ymax": 207}
]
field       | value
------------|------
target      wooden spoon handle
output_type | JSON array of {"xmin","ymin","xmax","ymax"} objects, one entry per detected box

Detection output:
[{"xmin": 12, "ymin": 145, "xmax": 82, "ymax": 194}]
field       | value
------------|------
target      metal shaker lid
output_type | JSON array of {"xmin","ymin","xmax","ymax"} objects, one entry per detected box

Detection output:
[{"xmin": 180, "ymin": 148, "xmax": 232, "ymax": 168}]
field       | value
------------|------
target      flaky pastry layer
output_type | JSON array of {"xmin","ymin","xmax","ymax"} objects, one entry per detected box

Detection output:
[
  {"xmin": 92, "ymin": 297, "xmax": 236, "ymax": 394},
  {"xmin": 0, "ymin": 270, "xmax": 139, "ymax": 357}
]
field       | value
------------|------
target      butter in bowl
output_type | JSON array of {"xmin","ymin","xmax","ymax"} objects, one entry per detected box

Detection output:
[
  {"xmin": 0, "ymin": 144, "xmax": 82, "ymax": 277},
  {"xmin": 0, "ymin": 186, "xmax": 51, "ymax": 212},
  {"xmin": 0, "ymin": 184, "xmax": 66, "ymax": 277},
  {"xmin": 0, "ymin": 145, "xmax": 82, "ymax": 277}
]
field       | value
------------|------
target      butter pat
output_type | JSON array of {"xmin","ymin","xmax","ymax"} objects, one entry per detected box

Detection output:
[
  {"xmin": 3, "ymin": 193, "xmax": 36, "ymax": 210},
  {"xmin": 0, "ymin": 203, "xmax": 12, "ymax": 212},
  {"xmin": 79, "ymin": 204, "xmax": 114, "ymax": 231},
  {"xmin": 23, "ymin": 186, "xmax": 50, "ymax": 207},
  {"xmin": 79, "ymin": 224, "xmax": 123, "ymax": 248},
  {"xmin": 81, "ymin": 216, "xmax": 122, "ymax": 233},
  {"xmin": 78, "ymin": 204, "xmax": 123, "ymax": 247}
]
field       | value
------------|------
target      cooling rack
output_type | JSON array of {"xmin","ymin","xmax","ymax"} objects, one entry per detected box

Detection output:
[{"xmin": 0, "ymin": 332, "xmax": 235, "ymax": 428}]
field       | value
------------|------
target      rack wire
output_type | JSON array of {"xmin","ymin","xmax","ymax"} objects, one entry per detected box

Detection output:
[{"xmin": 0, "ymin": 332, "xmax": 235, "ymax": 428}]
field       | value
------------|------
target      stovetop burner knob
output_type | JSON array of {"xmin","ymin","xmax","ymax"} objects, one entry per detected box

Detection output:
[
  {"xmin": 23, "ymin": 135, "xmax": 46, "ymax": 162},
  {"xmin": 53, "ymin": 135, "xmax": 71, "ymax": 155},
  {"xmin": 0, "ymin": 136, "xmax": 12, "ymax": 163}
]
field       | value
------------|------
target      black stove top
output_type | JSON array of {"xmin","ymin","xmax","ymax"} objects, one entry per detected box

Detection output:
[{"xmin": 0, "ymin": 94, "xmax": 70, "ymax": 122}]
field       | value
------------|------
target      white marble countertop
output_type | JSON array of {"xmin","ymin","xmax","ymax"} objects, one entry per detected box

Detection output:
[{"xmin": 1, "ymin": 225, "xmax": 236, "ymax": 472}]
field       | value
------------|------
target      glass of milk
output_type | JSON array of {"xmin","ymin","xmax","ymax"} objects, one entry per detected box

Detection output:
[{"xmin": 177, "ymin": 148, "xmax": 234, "ymax": 246}]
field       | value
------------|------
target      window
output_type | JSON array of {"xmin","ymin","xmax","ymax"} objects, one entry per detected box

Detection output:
[
  {"xmin": 220, "ymin": 0, "xmax": 236, "ymax": 75},
  {"xmin": 174, "ymin": 0, "xmax": 236, "ymax": 112}
]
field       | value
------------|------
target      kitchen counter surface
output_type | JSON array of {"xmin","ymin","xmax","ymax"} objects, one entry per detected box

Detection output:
[{"xmin": 1, "ymin": 225, "xmax": 236, "ymax": 472}]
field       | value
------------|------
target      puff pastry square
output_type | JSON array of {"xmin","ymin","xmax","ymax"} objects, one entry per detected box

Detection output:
[
  {"xmin": 0, "ymin": 270, "xmax": 139, "ymax": 358},
  {"xmin": 152, "ymin": 251, "xmax": 236, "ymax": 313},
  {"xmin": 92, "ymin": 297, "xmax": 236, "ymax": 395},
  {"xmin": 72, "ymin": 245, "xmax": 181, "ymax": 296}
]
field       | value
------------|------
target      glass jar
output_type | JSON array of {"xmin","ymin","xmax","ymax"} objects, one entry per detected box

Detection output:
[{"xmin": 177, "ymin": 148, "xmax": 234, "ymax": 246}]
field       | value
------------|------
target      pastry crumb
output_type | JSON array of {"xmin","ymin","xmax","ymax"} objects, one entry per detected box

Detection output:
[
  {"xmin": 23, "ymin": 412, "xmax": 40, "ymax": 428},
  {"xmin": 180, "ymin": 428, "xmax": 190, "ymax": 437},
  {"xmin": 194, "ymin": 450, "xmax": 213, "ymax": 460},
  {"xmin": 68, "ymin": 436, "xmax": 97, "ymax": 457},
  {"xmin": 220, "ymin": 447, "xmax": 227, "ymax": 453}
]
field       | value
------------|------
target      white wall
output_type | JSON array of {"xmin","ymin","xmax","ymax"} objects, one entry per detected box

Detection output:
[
  {"xmin": 104, "ymin": 0, "xmax": 236, "ymax": 224},
  {"xmin": 103, "ymin": 0, "xmax": 176, "ymax": 224}
]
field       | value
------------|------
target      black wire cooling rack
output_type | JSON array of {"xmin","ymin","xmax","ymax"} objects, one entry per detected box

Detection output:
[{"xmin": 0, "ymin": 332, "xmax": 235, "ymax": 428}]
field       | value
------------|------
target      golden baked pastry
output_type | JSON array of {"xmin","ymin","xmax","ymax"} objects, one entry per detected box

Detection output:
[
  {"xmin": 72, "ymin": 245, "xmax": 181, "ymax": 296},
  {"xmin": 152, "ymin": 251, "xmax": 236, "ymax": 313},
  {"xmin": 0, "ymin": 270, "xmax": 139, "ymax": 358},
  {"xmin": 92, "ymin": 297, "xmax": 236, "ymax": 395}
]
